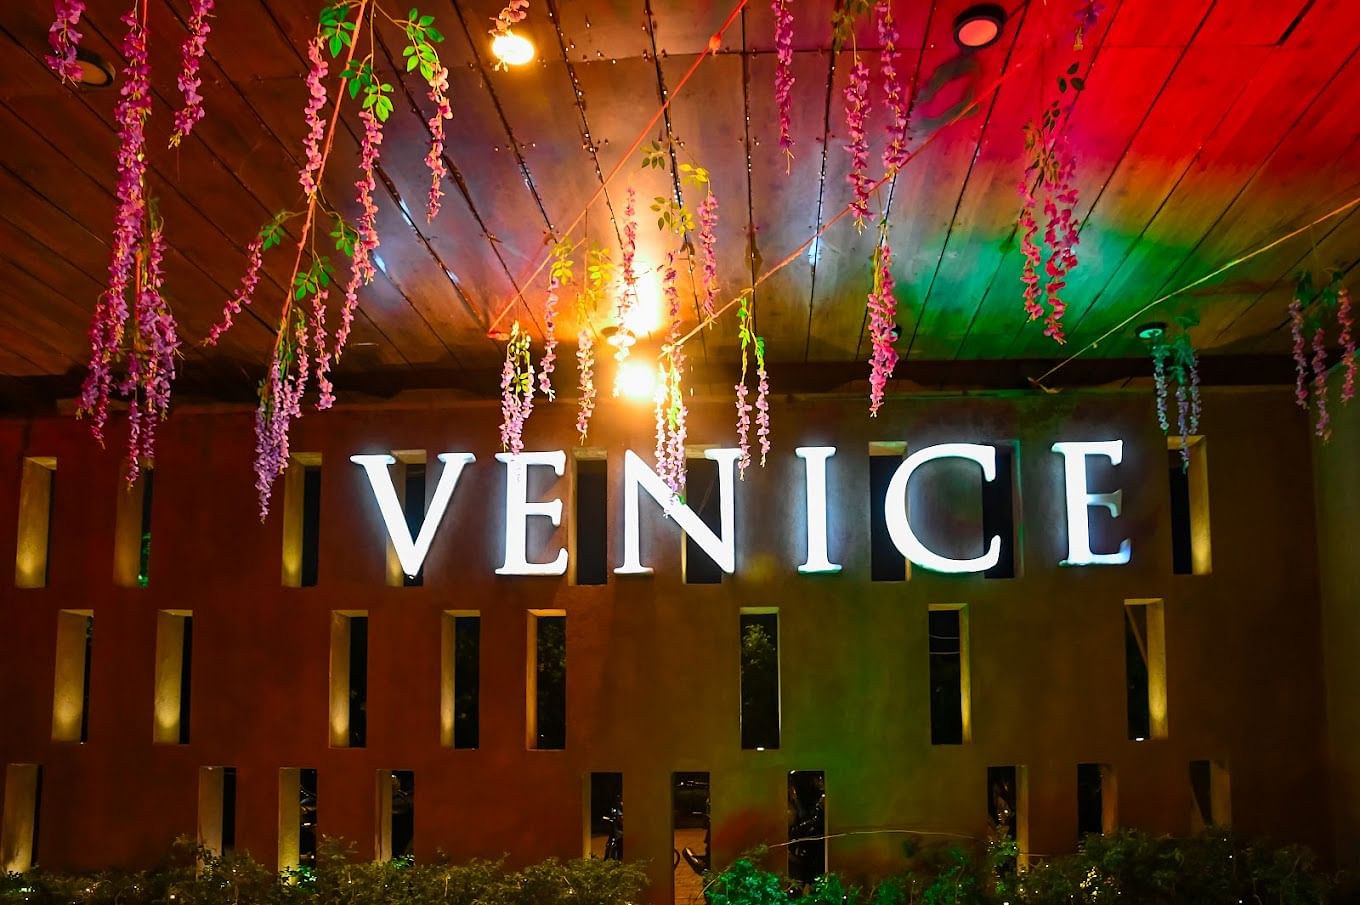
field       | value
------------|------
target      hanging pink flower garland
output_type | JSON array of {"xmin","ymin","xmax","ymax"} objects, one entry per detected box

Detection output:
[
  {"xmin": 771, "ymin": 0, "xmax": 795, "ymax": 167},
  {"xmin": 425, "ymin": 66, "xmax": 451, "ymax": 221},
  {"xmin": 1289, "ymin": 292, "xmax": 1308, "ymax": 409},
  {"xmin": 1287, "ymin": 272, "xmax": 1357, "ymax": 441},
  {"xmin": 1151, "ymin": 339, "xmax": 1170, "ymax": 434},
  {"xmin": 1340, "ymin": 287, "xmax": 1356, "ymax": 403},
  {"xmin": 616, "ymin": 187, "xmax": 639, "ymax": 349},
  {"xmin": 78, "ymin": 8, "xmax": 156, "ymax": 454},
  {"xmin": 169, "ymin": 0, "xmax": 214, "ymax": 147},
  {"xmin": 734, "ymin": 293, "xmax": 764, "ymax": 478},
  {"xmin": 44, "ymin": 0, "xmax": 86, "ymax": 84},
  {"xmin": 1312, "ymin": 326, "xmax": 1330, "ymax": 440},
  {"xmin": 538, "ymin": 240, "xmax": 574, "ymax": 400},
  {"xmin": 490, "ymin": 0, "xmax": 529, "ymax": 37},
  {"xmin": 866, "ymin": 227, "xmax": 898, "ymax": 417},
  {"xmin": 844, "ymin": 55, "xmax": 873, "ymax": 230},
  {"xmin": 697, "ymin": 192, "xmax": 720, "ymax": 322},
  {"xmin": 298, "ymin": 38, "xmax": 329, "ymax": 196},
  {"xmin": 499, "ymin": 322, "xmax": 535, "ymax": 454},
  {"xmin": 877, "ymin": 0, "xmax": 909, "ymax": 173}
]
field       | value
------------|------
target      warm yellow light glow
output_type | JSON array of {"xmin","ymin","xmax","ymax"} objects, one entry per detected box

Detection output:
[
  {"xmin": 491, "ymin": 31, "xmax": 535, "ymax": 66},
  {"xmin": 622, "ymin": 260, "xmax": 664, "ymax": 336},
  {"xmin": 614, "ymin": 360, "xmax": 657, "ymax": 401}
]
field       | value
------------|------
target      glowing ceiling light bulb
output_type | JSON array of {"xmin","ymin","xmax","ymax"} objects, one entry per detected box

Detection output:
[
  {"xmin": 614, "ymin": 360, "xmax": 656, "ymax": 401},
  {"xmin": 491, "ymin": 31, "xmax": 535, "ymax": 66}
]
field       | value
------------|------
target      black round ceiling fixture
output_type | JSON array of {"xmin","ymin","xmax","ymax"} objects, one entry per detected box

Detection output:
[
  {"xmin": 73, "ymin": 47, "xmax": 115, "ymax": 89},
  {"xmin": 1136, "ymin": 322, "xmax": 1168, "ymax": 342},
  {"xmin": 953, "ymin": 4, "xmax": 1007, "ymax": 50}
]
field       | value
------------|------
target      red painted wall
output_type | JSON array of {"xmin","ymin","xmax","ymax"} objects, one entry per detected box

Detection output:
[{"xmin": 0, "ymin": 387, "xmax": 1333, "ymax": 900}]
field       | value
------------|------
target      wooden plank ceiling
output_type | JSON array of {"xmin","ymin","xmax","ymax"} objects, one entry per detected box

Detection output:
[{"xmin": 0, "ymin": 0, "xmax": 1358, "ymax": 405}]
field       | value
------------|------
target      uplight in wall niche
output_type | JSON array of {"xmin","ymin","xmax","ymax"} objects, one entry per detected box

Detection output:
[{"xmin": 14, "ymin": 457, "xmax": 55, "ymax": 588}]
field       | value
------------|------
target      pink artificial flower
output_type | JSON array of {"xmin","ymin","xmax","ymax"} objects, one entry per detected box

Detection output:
[
  {"xmin": 617, "ymin": 187, "xmax": 638, "ymax": 329},
  {"xmin": 1151, "ymin": 341, "xmax": 1170, "ymax": 433},
  {"xmin": 207, "ymin": 234, "xmax": 263, "ymax": 346},
  {"xmin": 254, "ymin": 300, "xmax": 314, "ymax": 518},
  {"xmin": 771, "ymin": 0, "xmax": 795, "ymax": 166},
  {"xmin": 333, "ymin": 110, "xmax": 384, "ymax": 379},
  {"xmin": 867, "ymin": 239, "xmax": 898, "ymax": 416},
  {"xmin": 1339, "ymin": 287, "xmax": 1355, "ymax": 403},
  {"xmin": 734, "ymin": 381, "xmax": 752, "ymax": 477},
  {"xmin": 1289, "ymin": 295, "xmax": 1307, "ymax": 409},
  {"xmin": 538, "ymin": 274, "xmax": 560, "ymax": 399},
  {"xmin": 169, "ymin": 0, "xmax": 213, "ymax": 146},
  {"xmin": 755, "ymin": 360, "xmax": 770, "ymax": 466},
  {"xmin": 576, "ymin": 330, "xmax": 596, "ymax": 443},
  {"xmin": 425, "ymin": 66, "xmax": 451, "ymax": 222},
  {"xmin": 843, "ymin": 56, "xmax": 872, "ymax": 229},
  {"xmin": 490, "ymin": 0, "xmax": 529, "ymax": 37},
  {"xmin": 79, "ymin": 9, "xmax": 152, "ymax": 444},
  {"xmin": 312, "ymin": 280, "xmax": 334, "ymax": 409},
  {"xmin": 697, "ymin": 192, "xmax": 719, "ymax": 322},
  {"xmin": 499, "ymin": 326, "xmax": 534, "ymax": 454},
  {"xmin": 1313, "ymin": 325, "xmax": 1330, "ymax": 440},
  {"xmin": 298, "ymin": 37, "xmax": 329, "ymax": 197},
  {"xmin": 1017, "ymin": 182, "xmax": 1043, "ymax": 322},
  {"xmin": 45, "ymin": 0, "xmax": 86, "ymax": 83},
  {"xmin": 122, "ymin": 223, "xmax": 179, "ymax": 484},
  {"xmin": 877, "ymin": 0, "xmax": 909, "ymax": 173}
]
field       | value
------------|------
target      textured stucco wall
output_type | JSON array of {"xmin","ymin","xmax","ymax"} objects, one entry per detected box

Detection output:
[{"xmin": 0, "ymin": 387, "xmax": 1332, "ymax": 900}]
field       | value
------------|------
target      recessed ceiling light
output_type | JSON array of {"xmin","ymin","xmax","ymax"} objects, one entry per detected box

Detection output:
[
  {"xmin": 1136, "ymin": 321, "xmax": 1168, "ymax": 342},
  {"xmin": 74, "ymin": 48, "xmax": 115, "ymax": 89},
  {"xmin": 953, "ymin": 4, "xmax": 1006, "ymax": 49},
  {"xmin": 491, "ymin": 30, "xmax": 535, "ymax": 67}
]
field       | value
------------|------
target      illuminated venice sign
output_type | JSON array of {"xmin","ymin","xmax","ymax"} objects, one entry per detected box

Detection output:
[{"xmin": 352, "ymin": 441, "xmax": 1131, "ymax": 578}]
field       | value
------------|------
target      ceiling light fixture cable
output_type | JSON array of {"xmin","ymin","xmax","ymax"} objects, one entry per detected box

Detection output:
[
  {"xmin": 485, "ymin": 0, "xmax": 750, "ymax": 336},
  {"xmin": 1029, "ymin": 193, "xmax": 1360, "ymax": 391}
]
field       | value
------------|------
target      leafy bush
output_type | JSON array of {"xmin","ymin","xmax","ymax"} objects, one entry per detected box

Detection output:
[{"xmin": 0, "ymin": 838, "xmax": 646, "ymax": 905}]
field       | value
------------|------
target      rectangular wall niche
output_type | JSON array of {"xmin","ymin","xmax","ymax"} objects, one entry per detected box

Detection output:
[
  {"xmin": 787, "ymin": 771, "xmax": 826, "ymax": 886},
  {"xmin": 869, "ymin": 444, "xmax": 908, "ymax": 582},
  {"xmin": 384, "ymin": 451, "xmax": 428, "ymax": 587},
  {"xmin": 282, "ymin": 453, "xmax": 322, "ymax": 587},
  {"xmin": 673, "ymin": 772, "xmax": 710, "ymax": 905},
  {"xmin": 376, "ymin": 770, "xmax": 415, "ymax": 861},
  {"xmin": 987, "ymin": 766, "xmax": 1028, "ymax": 872},
  {"xmin": 113, "ymin": 468, "xmax": 154, "ymax": 588},
  {"xmin": 1124, "ymin": 599, "xmax": 1168, "ymax": 741},
  {"xmin": 1, "ymin": 765, "xmax": 41, "ymax": 873},
  {"xmin": 585, "ymin": 772, "xmax": 623, "ymax": 860},
  {"xmin": 440, "ymin": 612, "xmax": 480, "ymax": 749},
  {"xmin": 51, "ymin": 610, "xmax": 93, "ymax": 743},
  {"xmin": 739, "ymin": 609, "xmax": 780, "ymax": 750},
  {"xmin": 928, "ymin": 604, "xmax": 971, "ymax": 745},
  {"xmin": 571, "ymin": 451, "xmax": 608, "ymax": 586},
  {"xmin": 153, "ymin": 610, "xmax": 193, "ymax": 745},
  {"xmin": 1189, "ymin": 759, "xmax": 1231, "ymax": 830},
  {"xmin": 527, "ymin": 611, "xmax": 566, "ymax": 750},
  {"xmin": 198, "ymin": 766, "xmax": 237, "ymax": 858},
  {"xmin": 278, "ymin": 767, "xmax": 318, "ymax": 872},
  {"xmin": 1077, "ymin": 763, "xmax": 1117, "ymax": 838},
  {"xmin": 14, "ymin": 456, "xmax": 56, "ymax": 588},
  {"xmin": 684, "ymin": 452, "xmax": 724, "ymax": 584},
  {"xmin": 330, "ymin": 612, "xmax": 368, "ymax": 748},
  {"xmin": 1168, "ymin": 438, "xmax": 1212, "ymax": 575}
]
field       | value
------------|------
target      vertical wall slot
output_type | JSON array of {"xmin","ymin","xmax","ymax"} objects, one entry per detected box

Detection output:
[
  {"xmin": 282, "ymin": 453, "xmax": 322, "ymax": 587},
  {"xmin": 329, "ymin": 612, "xmax": 368, "ymax": 748},
  {"xmin": 787, "ymin": 771, "xmax": 826, "ymax": 885},
  {"xmin": 1125, "ymin": 599, "xmax": 1168, "ymax": 741},
  {"xmin": 278, "ymin": 767, "xmax": 318, "ymax": 873},
  {"xmin": 14, "ymin": 456, "xmax": 56, "ymax": 588},
  {"xmin": 928, "ymin": 604, "xmax": 971, "ymax": 745},
  {"xmin": 440, "ymin": 612, "xmax": 480, "ymax": 749},
  {"xmin": 673, "ymin": 772, "xmax": 710, "ymax": 904},
  {"xmin": 197, "ymin": 766, "xmax": 236, "ymax": 858},
  {"xmin": 571, "ymin": 451, "xmax": 608, "ymax": 586},
  {"xmin": 51, "ymin": 610, "xmax": 93, "ymax": 743},
  {"xmin": 1189, "ymin": 759, "xmax": 1231, "ymax": 830},
  {"xmin": 586, "ymin": 772, "xmax": 623, "ymax": 861},
  {"xmin": 114, "ymin": 469, "xmax": 154, "ymax": 588},
  {"xmin": 987, "ymin": 765, "xmax": 1028, "ymax": 872},
  {"xmin": 153, "ymin": 610, "xmax": 192, "ymax": 745},
  {"xmin": 1167, "ymin": 438, "xmax": 1212, "ymax": 575},
  {"xmin": 1, "ymin": 764, "xmax": 41, "ymax": 873},
  {"xmin": 383, "ymin": 451, "xmax": 428, "ymax": 587},
  {"xmin": 1077, "ymin": 763, "xmax": 1117, "ymax": 838},
  {"xmin": 869, "ymin": 444, "xmax": 908, "ymax": 581},
  {"xmin": 683, "ymin": 453, "xmax": 724, "ymax": 584},
  {"xmin": 376, "ymin": 770, "xmax": 415, "ymax": 861},
  {"xmin": 739, "ymin": 609, "xmax": 780, "ymax": 750},
  {"xmin": 527, "ymin": 611, "xmax": 566, "ymax": 750}
]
